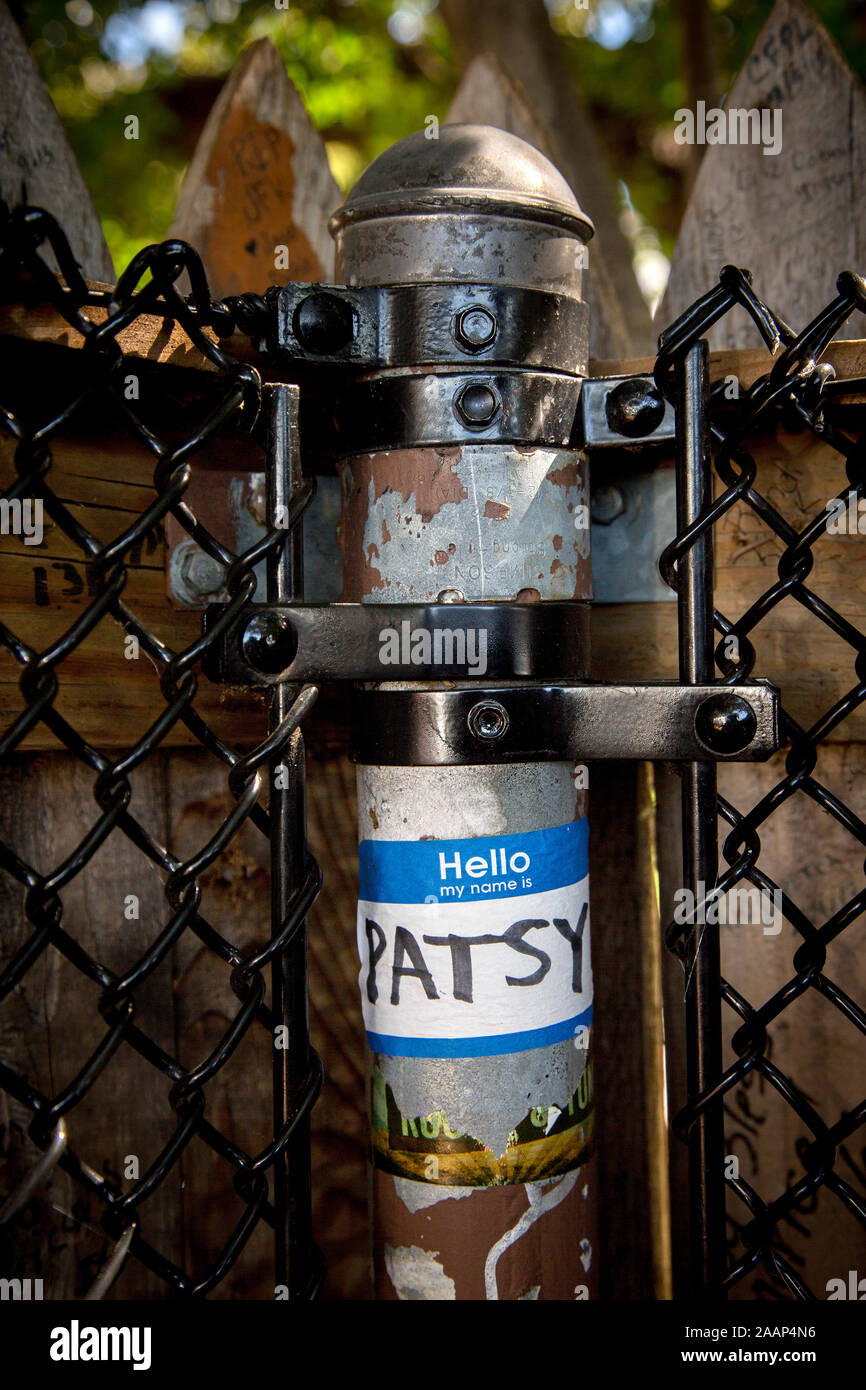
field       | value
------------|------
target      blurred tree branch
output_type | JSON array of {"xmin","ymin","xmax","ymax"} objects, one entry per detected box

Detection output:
[{"xmin": 672, "ymin": 0, "xmax": 718, "ymax": 189}]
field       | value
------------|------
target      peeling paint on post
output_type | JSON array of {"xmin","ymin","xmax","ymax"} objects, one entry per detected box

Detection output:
[
  {"xmin": 330, "ymin": 126, "xmax": 596, "ymax": 1300},
  {"xmin": 337, "ymin": 445, "xmax": 590, "ymax": 602}
]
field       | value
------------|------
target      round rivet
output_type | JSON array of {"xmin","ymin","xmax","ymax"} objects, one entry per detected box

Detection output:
[
  {"xmin": 293, "ymin": 292, "xmax": 355, "ymax": 354},
  {"xmin": 604, "ymin": 378, "xmax": 666, "ymax": 439},
  {"xmin": 455, "ymin": 381, "xmax": 501, "ymax": 427},
  {"xmin": 694, "ymin": 693, "xmax": 757, "ymax": 754},
  {"xmin": 467, "ymin": 699, "xmax": 510, "ymax": 742},
  {"xmin": 454, "ymin": 306, "xmax": 498, "ymax": 351},
  {"xmin": 241, "ymin": 611, "xmax": 297, "ymax": 675}
]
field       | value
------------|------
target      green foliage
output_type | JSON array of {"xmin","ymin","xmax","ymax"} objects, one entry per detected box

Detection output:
[
  {"xmin": 16, "ymin": 0, "xmax": 456, "ymax": 267},
  {"xmin": 12, "ymin": 0, "xmax": 866, "ymax": 274}
]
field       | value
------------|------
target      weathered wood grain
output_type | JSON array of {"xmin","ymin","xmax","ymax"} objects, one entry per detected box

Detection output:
[
  {"xmin": 170, "ymin": 39, "xmax": 341, "ymax": 297},
  {"xmin": 0, "ymin": 13, "xmax": 178, "ymax": 1302},
  {"xmin": 718, "ymin": 752, "xmax": 866, "ymax": 1299},
  {"xmin": 0, "ymin": 1, "xmax": 114, "ymax": 283},
  {"xmin": 154, "ymin": 746, "xmax": 366, "ymax": 1300},
  {"xmin": 659, "ymin": 0, "xmax": 866, "ymax": 349},
  {"xmin": 160, "ymin": 40, "xmax": 365, "ymax": 1301},
  {"xmin": 0, "ymin": 295, "xmax": 226, "ymax": 373}
]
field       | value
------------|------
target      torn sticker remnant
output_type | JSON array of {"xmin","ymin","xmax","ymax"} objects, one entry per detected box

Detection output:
[{"xmin": 370, "ymin": 1062, "xmax": 594, "ymax": 1186}]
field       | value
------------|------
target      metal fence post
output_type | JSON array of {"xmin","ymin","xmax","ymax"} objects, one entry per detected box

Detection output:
[
  {"xmin": 673, "ymin": 341, "xmax": 725, "ymax": 1291},
  {"xmin": 265, "ymin": 383, "xmax": 317, "ymax": 1297},
  {"xmin": 330, "ymin": 125, "xmax": 597, "ymax": 1300}
]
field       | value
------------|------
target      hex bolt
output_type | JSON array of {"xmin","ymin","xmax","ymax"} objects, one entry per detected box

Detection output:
[
  {"xmin": 467, "ymin": 698, "xmax": 510, "ymax": 743},
  {"xmin": 604, "ymin": 377, "xmax": 666, "ymax": 439},
  {"xmin": 180, "ymin": 548, "xmax": 225, "ymax": 600},
  {"xmin": 590, "ymin": 484, "xmax": 625, "ymax": 526},
  {"xmin": 241, "ymin": 610, "xmax": 298, "ymax": 676},
  {"xmin": 454, "ymin": 306, "xmax": 498, "ymax": 352},
  {"xmin": 292, "ymin": 292, "xmax": 355, "ymax": 354},
  {"xmin": 455, "ymin": 381, "xmax": 501, "ymax": 428},
  {"xmin": 694, "ymin": 693, "xmax": 758, "ymax": 755},
  {"xmin": 246, "ymin": 478, "xmax": 267, "ymax": 527}
]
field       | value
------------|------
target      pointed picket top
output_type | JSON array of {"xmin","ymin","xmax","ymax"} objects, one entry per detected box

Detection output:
[
  {"xmin": 0, "ymin": 1, "xmax": 114, "ymax": 282},
  {"xmin": 447, "ymin": 52, "xmax": 653, "ymax": 360},
  {"xmin": 446, "ymin": 52, "xmax": 551, "ymax": 151},
  {"xmin": 170, "ymin": 39, "xmax": 341, "ymax": 298},
  {"xmin": 659, "ymin": 0, "xmax": 866, "ymax": 347}
]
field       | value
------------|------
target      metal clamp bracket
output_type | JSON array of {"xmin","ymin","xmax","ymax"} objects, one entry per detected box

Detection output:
[
  {"xmin": 330, "ymin": 369, "xmax": 582, "ymax": 454},
  {"xmin": 204, "ymin": 601, "xmax": 590, "ymax": 684},
  {"xmin": 578, "ymin": 375, "xmax": 676, "ymax": 451},
  {"xmin": 349, "ymin": 683, "xmax": 780, "ymax": 765},
  {"xmin": 266, "ymin": 281, "xmax": 589, "ymax": 376}
]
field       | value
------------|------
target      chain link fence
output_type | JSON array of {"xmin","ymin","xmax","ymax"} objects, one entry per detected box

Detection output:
[
  {"xmin": 1, "ymin": 199, "xmax": 865, "ymax": 1298},
  {"xmin": 657, "ymin": 263, "xmax": 866, "ymax": 1298},
  {"xmin": 0, "ymin": 201, "xmax": 323, "ymax": 1298}
]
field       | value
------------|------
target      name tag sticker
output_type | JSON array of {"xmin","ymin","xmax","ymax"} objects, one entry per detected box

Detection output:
[{"xmin": 357, "ymin": 818, "xmax": 592, "ymax": 1058}]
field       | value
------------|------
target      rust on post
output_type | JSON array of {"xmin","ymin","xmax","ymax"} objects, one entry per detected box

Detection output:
[{"xmin": 332, "ymin": 124, "xmax": 596, "ymax": 1301}]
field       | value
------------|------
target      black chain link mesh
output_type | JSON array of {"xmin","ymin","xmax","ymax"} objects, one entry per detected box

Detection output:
[
  {"xmin": 657, "ymin": 263, "xmax": 866, "ymax": 1299},
  {"xmin": 2, "ymin": 198, "xmax": 866, "ymax": 1299},
  {"xmin": 0, "ymin": 201, "xmax": 323, "ymax": 1297}
]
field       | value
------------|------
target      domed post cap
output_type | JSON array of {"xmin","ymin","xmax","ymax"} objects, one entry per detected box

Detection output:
[{"xmin": 329, "ymin": 124, "xmax": 594, "ymax": 241}]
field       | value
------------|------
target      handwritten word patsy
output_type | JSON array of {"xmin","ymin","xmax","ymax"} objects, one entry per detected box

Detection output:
[{"xmin": 363, "ymin": 908, "xmax": 588, "ymax": 1006}]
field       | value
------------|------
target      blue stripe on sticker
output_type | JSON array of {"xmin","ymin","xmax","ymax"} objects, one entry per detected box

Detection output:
[
  {"xmin": 366, "ymin": 1003, "xmax": 594, "ymax": 1059},
  {"xmin": 359, "ymin": 817, "xmax": 588, "ymax": 905}
]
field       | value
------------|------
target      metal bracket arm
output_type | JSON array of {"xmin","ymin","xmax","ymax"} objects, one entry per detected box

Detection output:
[
  {"xmin": 348, "ymin": 683, "xmax": 780, "ymax": 766},
  {"xmin": 577, "ymin": 375, "xmax": 676, "ymax": 451},
  {"xmin": 204, "ymin": 601, "xmax": 591, "ymax": 684}
]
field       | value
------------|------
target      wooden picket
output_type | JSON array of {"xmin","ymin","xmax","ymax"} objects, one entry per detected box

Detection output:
[
  {"xmin": 165, "ymin": 38, "xmax": 366, "ymax": 1300},
  {"xmin": 169, "ymin": 37, "xmax": 341, "ymax": 294},
  {"xmin": 661, "ymin": 0, "xmax": 866, "ymax": 348},
  {"xmin": 0, "ymin": 1, "xmax": 114, "ymax": 283}
]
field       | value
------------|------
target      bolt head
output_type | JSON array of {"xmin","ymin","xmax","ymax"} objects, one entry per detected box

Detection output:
[
  {"xmin": 454, "ymin": 306, "xmax": 498, "ymax": 351},
  {"xmin": 293, "ymin": 292, "xmax": 355, "ymax": 354},
  {"xmin": 467, "ymin": 699, "xmax": 510, "ymax": 743},
  {"xmin": 455, "ymin": 381, "xmax": 501, "ymax": 428},
  {"xmin": 605, "ymin": 377, "xmax": 666, "ymax": 439},
  {"xmin": 181, "ymin": 548, "xmax": 225, "ymax": 598},
  {"xmin": 694, "ymin": 693, "xmax": 757, "ymax": 755},
  {"xmin": 590, "ymin": 484, "xmax": 625, "ymax": 525},
  {"xmin": 241, "ymin": 610, "xmax": 297, "ymax": 676}
]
